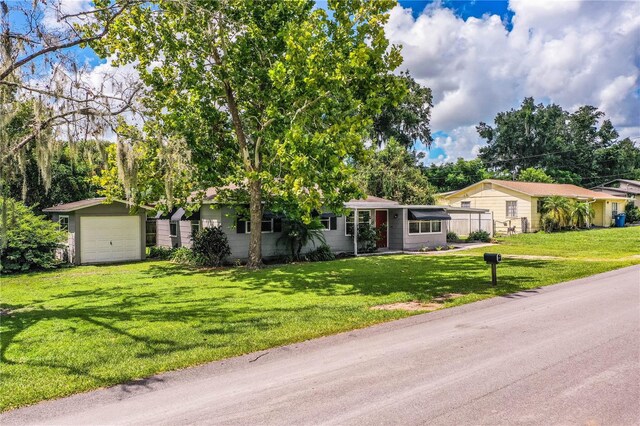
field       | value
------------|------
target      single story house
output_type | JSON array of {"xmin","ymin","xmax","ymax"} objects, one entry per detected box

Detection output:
[
  {"xmin": 440, "ymin": 179, "xmax": 628, "ymax": 234},
  {"xmin": 43, "ymin": 198, "xmax": 150, "ymax": 265},
  {"xmin": 592, "ymin": 179, "xmax": 640, "ymax": 207},
  {"xmin": 154, "ymin": 189, "xmax": 490, "ymax": 262}
]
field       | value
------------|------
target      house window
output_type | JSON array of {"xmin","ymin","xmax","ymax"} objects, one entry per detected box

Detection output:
[
  {"xmin": 245, "ymin": 218, "xmax": 274, "ymax": 233},
  {"xmin": 612, "ymin": 202, "xmax": 619, "ymax": 215},
  {"xmin": 320, "ymin": 217, "xmax": 330, "ymax": 230},
  {"xmin": 191, "ymin": 220, "xmax": 200, "ymax": 235},
  {"xmin": 345, "ymin": 211, "xmax": 371, "ymax": 236},
  {"xmin": 408, "ymin": 220, "xmax": 442, "ymax": 234},
  {"xmin": 59, "ymin": 215, "xmax": 69, "ymax": 232},
  {"xmin": 461, "ymin": 201, "xmax": 471, "ymax": 208},
  {"xmin": 536, "ymin": 200, "xmax": 544, "ymax": 213},
  {"xmin": 170, "ymin": 221, "xmax": 178, "ymax": 237},
  {"xmin": 506, "ymin": 201, "xmax": 518, "ymax": 217}
]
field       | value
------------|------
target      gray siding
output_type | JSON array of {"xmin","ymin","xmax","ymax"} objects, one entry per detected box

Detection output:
[
  {"xmin": 401, "ymin": 209, "xmax": 448, "ymax": 251},
  {"xmin": 50, "ymin": 212, "xmax": 77, "ymax": 263},
  {"xmin": 387, "ymin": 208, "xmax": 403, "ymax": 250},
  {"xmin": 156, "ymin": 220, "xmax": 172, "ymax": 248},
  {"xmin": 156, "ymin": 219, "xmax": 193, "ymax": 248},
  {"xmin": 156, "ymin": 203, "xmax": 450, "ymax": 259}
]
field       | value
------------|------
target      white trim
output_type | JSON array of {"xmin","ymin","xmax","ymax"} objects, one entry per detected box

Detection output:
[
  {"xmin": 169, "ymin": 220, "xmax": 179, "ymax": 237},
  {"xmin": 246, "ymin": 218, "xmax": 274, "ymax": 234},
  {"xmin": 374, "ymin": 209, "xmax": 389, "ymax": 249},
  {"xmin": 407, "ymin": 220, "xmax": 443, "ymax": 235},
  {"xmin": 345, "ymin": 210, "xmax": 372, "ymax": 237},
  {"xmin": 44, "ymin": 198, "xmax": 154, "ymax": 213},
  {"xmin": 190, "ymin": 220, "xmax": 200, "ymax": 235},
  {"xmin": 506, "ymin": 200, "xmax": 518, "ymax": 218},
  {"xmin": 58, "ymin": 215, "xmax": 69, "ymax": 232}
]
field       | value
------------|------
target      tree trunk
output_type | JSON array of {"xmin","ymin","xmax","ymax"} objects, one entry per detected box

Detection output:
[{"xmin": 246, "ymin": 178, "xmax": 263, "ymax": 269}]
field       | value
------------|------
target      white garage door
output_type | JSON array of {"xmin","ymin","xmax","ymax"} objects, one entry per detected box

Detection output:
[{"xmin": 80, "ymin": 216, "xmax": 142, "ymax": 264}]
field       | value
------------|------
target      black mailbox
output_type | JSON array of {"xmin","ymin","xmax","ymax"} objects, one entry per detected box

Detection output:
[{"xmin": 484, "ymin": 253, "xmax": 502, "ymax": 264}]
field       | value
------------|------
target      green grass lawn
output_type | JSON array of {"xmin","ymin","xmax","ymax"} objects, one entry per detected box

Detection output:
[
  {"xmin": 463, "ymin": 226, "xmax": 640, "ymax": 259},
  {"xmin": 1, "ymin": 227, "xmax": 639, "ymax": 411}
]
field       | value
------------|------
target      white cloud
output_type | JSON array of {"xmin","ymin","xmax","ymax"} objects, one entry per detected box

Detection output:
[
  {"xmin": 387, "ymin": 0, "xmax": 640, "ymax": 160},
  {"xmin": 42, "ymin": 0, "xmax": 93, "ymax": 31}
]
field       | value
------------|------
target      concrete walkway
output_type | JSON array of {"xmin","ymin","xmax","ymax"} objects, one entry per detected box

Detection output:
[{"xmin": 2, "ymin": 265, "xmax": 639, "ymax": 425}]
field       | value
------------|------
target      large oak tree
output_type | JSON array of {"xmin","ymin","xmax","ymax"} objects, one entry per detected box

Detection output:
[{"xmin": 94, "ymin": 0, "xmax": 404, "ymax": 267}]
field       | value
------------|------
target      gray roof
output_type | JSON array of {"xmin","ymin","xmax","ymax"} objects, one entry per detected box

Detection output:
[{"xmin": 43, "ymin": 198, "xmax": 152, "ymax": 213}]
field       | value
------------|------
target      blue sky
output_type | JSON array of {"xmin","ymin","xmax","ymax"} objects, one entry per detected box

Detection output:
[{"xmin": 387, "ymin": 0, "xmax": 640, "ymax": 164}]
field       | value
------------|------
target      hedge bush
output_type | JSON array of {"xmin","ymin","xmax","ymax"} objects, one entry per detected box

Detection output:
[
  {"xmin": 0, "ymin": 198, "xmax": 66, "ymax": 273},
  {"xmin": 191, "ymin": 226, "xmax": 231, "ymax": 267},
  {"xmin": 305, "ymin": 244, "xmax": 335, "ymax": 262},
  {"xmin": 467, "ymin": 230, "xmax": 491, "ymax": 242},
  {"xmin": 446, "ymin": 231, "xmax": 459, "ymax": 243}
]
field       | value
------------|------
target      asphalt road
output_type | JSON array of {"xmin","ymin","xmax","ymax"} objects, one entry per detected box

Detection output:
[{"xmin": 3, "ymin": 265, "xmax": 639, "ymax": 425}]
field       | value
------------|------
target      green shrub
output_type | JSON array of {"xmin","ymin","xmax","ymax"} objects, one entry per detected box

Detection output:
[
  {"xmin": 357, "ymin": 223, "xmax": 378, "ymax": 253},
  {"xmin": 191, "ymin": 226, "xmax": 231, "ymax": 267},
  {"xmin": 169, "ymin": 247, "xmax": 205, "ymax": 266},
  {"xmin": 446, "ymin": 231, "xmax": 459, "ymax": 242},
  {"xmin": 625, "ymin": 203, "xmax": 640, "ymax": 223},
  {"xmin": 467, "ymin": 230, "xmax": 491, "ymax": 242},
  {"xmin": 0, "ymin": 198, "xmax": 65, "ymax": 273},
  {"xmin": 305, "ymin": 244, "xmax": 335, "ymax": 262},
  {"xmin": 148, "ymin": 246, "xmax": 174, "ymax": 260}
]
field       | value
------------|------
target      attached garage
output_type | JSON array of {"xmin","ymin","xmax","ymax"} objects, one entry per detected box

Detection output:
[{"xmin": 43, "ymin": 198, "xmax": 150, "ymax": 265}]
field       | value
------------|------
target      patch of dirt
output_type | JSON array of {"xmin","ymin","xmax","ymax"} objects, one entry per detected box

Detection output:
[
  {"xmin": 0, "ymin": 308, "xmax": 12, "ymax": 317},
  {"xmin": 371, "ymin": 301, "xmax": 442, "ymax": 311},
  {"xmin": 371, "ymin": 293, "xmax": 465, "ymax": 311}
]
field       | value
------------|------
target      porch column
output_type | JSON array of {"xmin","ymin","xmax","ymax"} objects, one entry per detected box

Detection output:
[{"xmin": 353, "ymin": 208, "xmax": 358, "ymax": 256}]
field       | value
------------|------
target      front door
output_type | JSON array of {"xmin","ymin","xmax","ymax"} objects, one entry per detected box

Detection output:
[{"xmin": 375, "ymin": 210, "xmax": 388, "ymax": 249}]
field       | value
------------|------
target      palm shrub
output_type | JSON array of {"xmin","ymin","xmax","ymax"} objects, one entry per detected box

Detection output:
[
  {"xmin": 277, "ymin": 219, "xmax": 326, "ymax": 260},
  {"xmin": 569, "ymin": 200, "xmax": 595, "ymax": 228},
  {"xmin": 540, "ymin": 196, "xmax": 571, "ymax": 232},
  {"xmin": 0, "ymin": 197, "xmax": 66, "ymax": 273},
  {"xmin": 191, "ymin": 226, "xmax": 231, "ymax": 267}
]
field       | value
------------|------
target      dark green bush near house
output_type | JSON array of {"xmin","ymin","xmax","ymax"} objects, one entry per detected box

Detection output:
[
  {"xmin": 147, "ymin": 246, "xmax": 174, "ymax": 260},
  {"xmin": 446, "ymin": 231, "xmax": 459, "ymax": 242},
  {"xmin": 467, "ymin": 230, "xmax": 491, "ymax": 242},
  {"xmin": 358, "ymin": 223, "xmax": 378, "ymax": 253},
  {"xmin": 305, "ymin": 244, "xmax": 335, "ymax": 262},
  {"xmin": 625, "ymin": 203, "xmax": 640, "ymax": 223},
  {"xmin": 0, "ymin": 198, "xmax": 65, "ymax": 273},
  {"xmin": 191, "ymin": 226, "xmax": 231, "ymax": 267}
]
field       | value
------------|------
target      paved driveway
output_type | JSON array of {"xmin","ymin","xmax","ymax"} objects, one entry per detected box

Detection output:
[{"xmin": 3, "ymin": 265, "xmax": 639, "ymax": 425}]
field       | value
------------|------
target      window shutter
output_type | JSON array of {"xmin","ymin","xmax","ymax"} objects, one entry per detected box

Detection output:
[
  {"xmin": 330, "ymin": 216, "xmax": 337, "ymax": 230},
  {"xmin": 237, "ymin": 219, "xmax": 246, "ymax": 234},
  {"xmin": 273, "ymin": 218, "xmax": 282, "ymax": 233}
]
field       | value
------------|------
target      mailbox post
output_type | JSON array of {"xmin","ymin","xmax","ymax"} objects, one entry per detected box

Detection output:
[{"xmin": 483, "ymin": 253, "xmax": 502, "ymax": 286}]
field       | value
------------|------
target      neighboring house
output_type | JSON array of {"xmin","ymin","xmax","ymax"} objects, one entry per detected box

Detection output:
[
  {"xmin": 155, "ymin": 189, "xmax": 490, "ymax": 261},
  {"xmin": 592, "ymin": 179, "xmax": 640, "ymax": 207},
  {"xmin": 441, "ymin": 179, "xmax": 627, "ymax": 234},
  {"xmin": 43, "ymin": 198, "xmax": 151, "ymax": 265}
]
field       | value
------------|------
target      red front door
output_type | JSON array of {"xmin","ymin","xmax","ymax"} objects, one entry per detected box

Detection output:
[{"xmin": 375, "ymin": 210, "xmax": 388, "ymax": 248}]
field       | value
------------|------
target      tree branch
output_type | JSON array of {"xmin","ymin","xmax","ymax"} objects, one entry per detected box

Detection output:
[{"xmin": 0, "ymin": 1, "xmax": 132, "ymax": 82}]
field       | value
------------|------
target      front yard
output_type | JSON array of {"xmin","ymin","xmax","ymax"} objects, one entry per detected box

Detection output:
[{"xmin": 1, "ymin": 227, "xmax": 639, "ymax": 411}]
